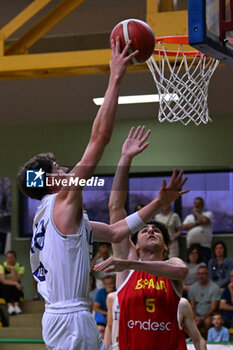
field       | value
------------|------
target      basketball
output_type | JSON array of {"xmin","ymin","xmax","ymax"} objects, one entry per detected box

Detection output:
[{"xmin": 110, "ymin": 19, "xmax": 155, "ymax": 64}]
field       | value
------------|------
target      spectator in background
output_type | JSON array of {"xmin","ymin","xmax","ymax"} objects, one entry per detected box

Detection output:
[
  {"xmin": 207, "ymin": 313, "xmax": 230, "ymax": 342},
  {"xmin": 155, "ymin": 204, "xmax": 182, "ymax": 257},
  {"xmin": 91, "ymin": 242, "xmax": 114, "ymax": 289},
  {"xmin": 134, "ymin": 203, "xmax": 144, "ymax": 212},
  {"xmin": 183, "ymin": 197, "xmax": 213, "ymax": 264},
  {"xmin": 208, "ymin": 241, "xmax": 233, "ymax": 289},
  {"xmin": 0, "ymin": 250, "xmax": 24, "ymax": 315},
  {"xmin": 89, "ymin": 272, "xmax": 99, "ymax": 314},
  {"xmin": 93, "ymin": 275, "xmax": 115, "ymax": 338},
  {"xmin": 220, "ymin": 269, "xmax": 233, "ymax": 328},
  {"xmin": 188, "ymin": 265, "xmax": 221, "ymax": 336},
  {"xmin": 183, "ymin": 243, "xmax": 205, "ymax": 297}
]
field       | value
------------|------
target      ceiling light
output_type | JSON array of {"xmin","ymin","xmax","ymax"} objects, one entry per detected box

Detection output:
[{"xmin": 93, "ymin": 94, "xmax": 179, "ymax": 105}]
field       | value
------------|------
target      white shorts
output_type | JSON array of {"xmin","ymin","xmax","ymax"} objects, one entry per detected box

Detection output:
[{"xmin": 42, "ymin": 310, "xmax": 106, "ymax": 350}]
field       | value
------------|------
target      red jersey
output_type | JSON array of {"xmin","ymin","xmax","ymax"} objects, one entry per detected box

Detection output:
[{"xmin": 117, "ymin": 270, "xmax": 187, "ymax": 350}]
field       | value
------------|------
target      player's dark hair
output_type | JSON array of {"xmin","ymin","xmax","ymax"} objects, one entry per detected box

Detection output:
[
  {"xmin": 17, "ymin": 153, "xmax": 55, "ymax": 200},
  {"xmin": 132, "ymin": 220, "xmax": 170, "ymax": 246}
]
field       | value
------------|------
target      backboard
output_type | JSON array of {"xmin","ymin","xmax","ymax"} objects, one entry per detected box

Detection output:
[{"xmin": 188, "ymin": 0, "xmax": 233, "ymax": 67}]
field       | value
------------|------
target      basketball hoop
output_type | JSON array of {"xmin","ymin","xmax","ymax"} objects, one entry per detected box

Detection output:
[{"xmin": 146, "ymin": 35, "xmax": 219, "ymax": 125}]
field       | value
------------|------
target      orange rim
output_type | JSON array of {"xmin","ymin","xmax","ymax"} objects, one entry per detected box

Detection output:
[{"xmin": 154, "ymin": 35, "xmax": 202, "ymax": 57}]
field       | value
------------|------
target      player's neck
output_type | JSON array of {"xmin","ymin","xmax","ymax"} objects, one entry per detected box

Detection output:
[{"xmin": 139, "ymin": 249, "xmax": 163, "ymax": 262}]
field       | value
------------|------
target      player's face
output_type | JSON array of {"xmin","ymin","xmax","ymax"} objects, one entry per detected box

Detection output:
[{"xmin": 137, "ymin": 225, "xmax": 165, "ymax": 251}]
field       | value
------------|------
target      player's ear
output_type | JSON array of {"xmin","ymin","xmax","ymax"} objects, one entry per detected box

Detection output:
[
  {"xmin": 136, "ymin": 243, "xmax": 140, "ymax": 254},
  {"xmin": 162, "ymin": 245, "xmax": 168, "ymax": 260}
]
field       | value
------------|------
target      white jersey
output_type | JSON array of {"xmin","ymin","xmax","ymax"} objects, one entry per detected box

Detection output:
[
  {"xmin": 30, "ymin": 193, "xmax": 93, "ymax": 310},
  {"xmin": 112, "ymin": 294, "xmax": 120, "ymax": 350}
]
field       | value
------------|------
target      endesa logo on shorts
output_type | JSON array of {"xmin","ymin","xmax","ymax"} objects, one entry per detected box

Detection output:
[{"xmin": 127, "ymin": 319, "xmax": 171, "ymax": 331}]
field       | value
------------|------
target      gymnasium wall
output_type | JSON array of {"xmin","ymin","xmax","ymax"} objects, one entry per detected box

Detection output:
[{"xmin": 0, "ymin": 114, "xmax": 232, "ymax": 298}]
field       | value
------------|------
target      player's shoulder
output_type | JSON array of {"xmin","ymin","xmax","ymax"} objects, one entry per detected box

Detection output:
[
  {"xmin": 179, "ymin": 298, "xmax": 191, "ymax": 314},
  {"xmin": 107, "ymin": 291, "xmax": 116, "ymax": 301}
]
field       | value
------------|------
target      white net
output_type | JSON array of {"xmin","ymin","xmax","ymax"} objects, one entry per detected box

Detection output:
[{"xmin": 146, "ymin": 41, "xmax": 219, "ymax": 125}]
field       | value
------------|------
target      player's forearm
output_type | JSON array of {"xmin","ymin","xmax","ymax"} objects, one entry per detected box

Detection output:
[
  {"xmin": 91, "ymin": 78, "xmax": 121, "ymax": 145},
  {"xmin": 126, "ymin": 259, "xmax": 188, "ymax": 281},
  {"xmin": 104, "ymin": 325, "xmax": 112, "ymax": 348},
  {"xmin": 193, "ymin": 338, "xmax": 207, "ymax": 350},
  {"xmin": 136, "ymin": 198, "xmax": 162, "ymax": 223},
  {"xmin": 109, "ymin": 155, "xmax": 132, "ymax": 213}
]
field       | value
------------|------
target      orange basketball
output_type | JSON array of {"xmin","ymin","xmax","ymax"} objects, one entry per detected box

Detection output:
[{"xmin": 110, "ymin": 19, "xmax": 155, "ymax": 64}]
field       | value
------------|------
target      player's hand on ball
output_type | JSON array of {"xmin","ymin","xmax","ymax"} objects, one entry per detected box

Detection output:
[{"xmin": 110, "ymin": 37, "xmax": 139, "ymax": 79}]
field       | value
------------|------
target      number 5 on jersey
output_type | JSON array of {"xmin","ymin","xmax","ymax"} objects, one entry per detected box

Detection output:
[{"xmin": 146, "ymin": 298, "xmax": 155, "ymax": 313}]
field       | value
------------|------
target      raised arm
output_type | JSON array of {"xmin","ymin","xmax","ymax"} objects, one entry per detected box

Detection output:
[
  {"xmin": 53, "ymin": 39, "xmax": 139, "ymax": 235},
  {"xmin": 109, "ymin": 126, "xmax": 150, "ymax": 254},
  {"xmin": 91, "ymin": 169, "xmax": 189, "ymax": 244}
]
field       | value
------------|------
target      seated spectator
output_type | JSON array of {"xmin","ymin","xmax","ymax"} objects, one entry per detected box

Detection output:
[
  {"xmin": 154, "ymin": 204, "xmax": 182, "ymax": 258},
  {"xmin": 208, "ymin": 241, "xmax": 233, "ymax": 289},
  {"xmin": 91, "ymin": 243, "xmax": 114, "ymax": 289},
  {"xmin": 188, "ymin": 265, "xmax": 221, "ymax": 336},
  {"xmin": 220, "ymin": 269, "xmax": 233, "ymax": 327},
  {"xmin": 0, "ymin": 251, "xmax": 24, "ymax": 315},
  {"xmin": 207, "ymin": 313, "xmax": 230, "ymax": 342},
  {"xmin": 89, "ymin": 272, "xmax": 98, "ymax": 314},
  {"xmin": 183, "ymin": 243, "xmax": 205, "ymax": 297},
  {"xmin": 93, "ymin": 275, "xmax": 115, "ymax": 337},
  {"xmin": 183, "ymin": 197, "xmax": 213, "ymax": 264}
]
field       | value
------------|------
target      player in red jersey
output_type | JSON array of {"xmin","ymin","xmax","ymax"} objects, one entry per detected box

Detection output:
[{"xmin": 94, "ymin": 126, "xmax": 189, "ymax": 350}]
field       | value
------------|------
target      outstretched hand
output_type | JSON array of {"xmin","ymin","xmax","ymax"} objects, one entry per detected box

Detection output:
[
  {"xmin": 110, "ymin": 37, "xmax": 139, "ymax": 80},
  {"xmin": 158, "ymin": 169, "xmax": 189, "ymax": 206},
  {"xmin": 121, "ymin": 126, "xmax": 151, "ymax": 159},
  {"xmin": 93, "ymin": 256, "xmax": 129, "ymax": 273}
]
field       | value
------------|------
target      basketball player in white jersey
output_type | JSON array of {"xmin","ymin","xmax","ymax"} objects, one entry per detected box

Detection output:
[
  {"xmin": 104, "ymin": 292, "xmax": 206, "ymax": 350},
  {"xmin": 17, "ymin": 39, "xmax": 188, "ymax": 349},
  {"xmin": 104, "ymin": 292, "xmax": 120, "ymax": 350}
]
